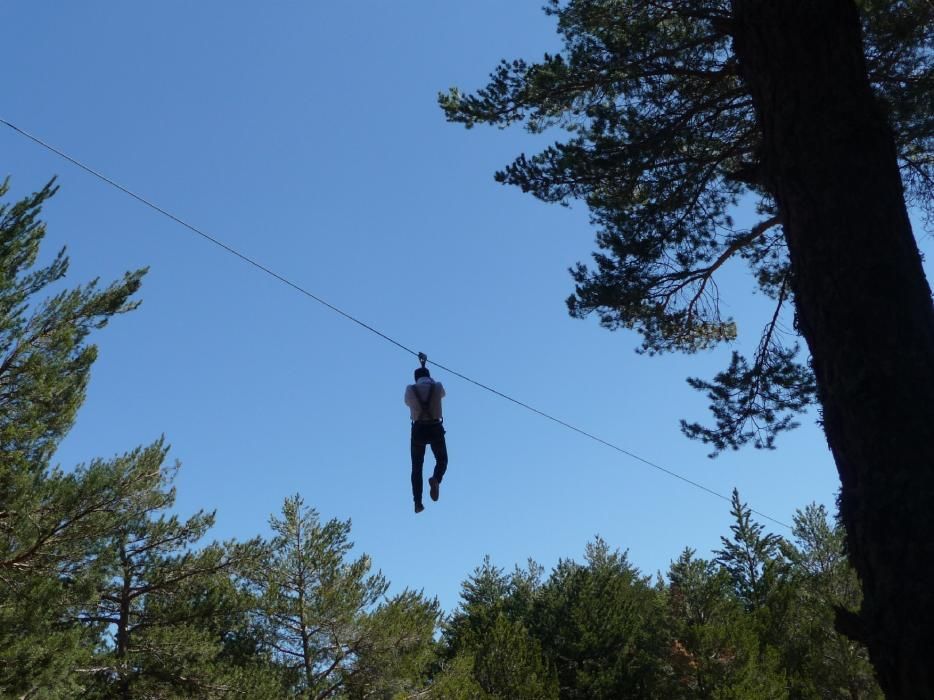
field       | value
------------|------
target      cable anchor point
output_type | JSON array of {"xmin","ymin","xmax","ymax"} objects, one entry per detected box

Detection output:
[{"xmin": 418, "ymin": 352, "xmax": 428, "ymax": 368}]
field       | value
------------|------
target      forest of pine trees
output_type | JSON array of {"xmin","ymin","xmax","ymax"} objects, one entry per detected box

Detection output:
[{"xmin": 1, "ymin": 180, "xmax": 883, "ymax": 698}]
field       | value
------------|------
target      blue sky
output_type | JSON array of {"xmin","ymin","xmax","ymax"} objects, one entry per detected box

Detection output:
[{"xmin": 3, "ymin": 2, "xmax": 923, "ymax": 612}]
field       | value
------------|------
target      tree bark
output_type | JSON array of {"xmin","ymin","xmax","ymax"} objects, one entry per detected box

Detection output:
[{"xmin": 730, "ymin": 1, "xmax": 934, "ymax": 698}]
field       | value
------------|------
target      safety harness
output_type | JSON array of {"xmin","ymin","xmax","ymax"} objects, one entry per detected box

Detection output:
[{"xmin": 413, "ymin": 382, "xmax": 437, "ymax": 423}]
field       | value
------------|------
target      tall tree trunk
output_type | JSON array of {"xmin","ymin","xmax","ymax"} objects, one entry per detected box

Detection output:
[
  {"xmin": 730, "ymin": 1, "xmax": 934, "ymax": 698},
  {"xmin": 295, "ymin": 517, "xmax": 315, "ymax": 694},
  {"xmin": 117, "ymin": 547, "xmax": 132, "ymax": 700}
]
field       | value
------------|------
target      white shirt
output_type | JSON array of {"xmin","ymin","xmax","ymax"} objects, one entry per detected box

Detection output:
[{"xmin": 404, "ymin": 376, "xmax": 446, "ymax": 421}]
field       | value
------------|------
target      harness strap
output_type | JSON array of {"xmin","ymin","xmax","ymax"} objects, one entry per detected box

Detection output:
[{"xmin": 413, "ymin": 382, "xmax": 435, "ymax": 422}]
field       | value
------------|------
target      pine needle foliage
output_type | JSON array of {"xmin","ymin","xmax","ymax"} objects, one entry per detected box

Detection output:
[
  {"xmin": 439, "ymin": 0, "xmax": 932, "ymax": 451},
  {"xmin": 0, "ymin": 180, "xmax": 147, "ymax": 698}
]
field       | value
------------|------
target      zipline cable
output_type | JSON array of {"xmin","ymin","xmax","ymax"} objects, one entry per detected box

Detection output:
[
  {"xmin": 0, "ymin": 119, "xmax": 416, "ymax": 360},
  {"xmin": 1, "ymin": 118, "xmax": 793, "ymax": 531}
]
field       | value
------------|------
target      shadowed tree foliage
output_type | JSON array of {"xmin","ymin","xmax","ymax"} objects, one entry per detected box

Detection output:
[
  {"xmin": 663, "ymin": 548, "xmax": 785, "ymax": 699},
  {"xmin": 441, "ymin": 543, "xmax": 665, "ymax": 699},
  {"xmin": 470, "ymin": 613, "xmax": 558, "ymax": 700},
  {"xmin": 441, "ymin": 557, "xmax": 559, "ymax": 700},
  {"xmin": 443, "ymin": 556, "xmax": 511, "ymax": 657},
  {"xmin": 714, "ymin": 489, "xmax": 783, "ymax": 611},
  {"xmin": 773, "ymin": 505, "xmax": 881, "ymax": 700},
  {"xmin": 439, "ymin": 499, "xmax": 881, "ymax": 700},
  {"xmin": 441, "ymin": 2, "xmax": 934, "ymax": 694},
  {"xmin": 530, "ymin": 539, "xmax": 663, "ymax": 699},
  {"xmin": 440, "ymin": 0, "xmax": 930, "ymax": 449}
]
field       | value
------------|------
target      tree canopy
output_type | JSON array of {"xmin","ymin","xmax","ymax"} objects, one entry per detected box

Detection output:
[
  {"xmin": 440, "ymin": 0, "xmax": 932, "ymax": 453},
  {"xmin": 434, "ymin": 499, "xmax": 878, "ymax": 699}
]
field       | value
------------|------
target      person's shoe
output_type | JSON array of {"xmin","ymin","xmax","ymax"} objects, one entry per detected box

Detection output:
[
  {"xmin": 428, "ymin": 477, "xmax": 440, "ymax": 502},
  {"xmin": 414, "ymin": 502, "xmax": 425, "ymax": 514}
]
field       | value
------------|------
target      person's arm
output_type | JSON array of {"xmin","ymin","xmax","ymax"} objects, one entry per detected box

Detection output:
[
  {"xmin": 437, "ymin": 382, "xmax": 446, "ymax": 399},
  {"xmin": 404, "ymin": 385, "xmax": 415, "ymax": 408}
]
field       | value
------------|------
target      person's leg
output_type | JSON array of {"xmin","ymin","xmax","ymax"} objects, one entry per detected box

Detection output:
[
  {"xmin": 428, "ymin": 426, "xmax": 448, "ymax": 491},
  {"xmin": 411, "ymin": 430, "xmax": 427, "ymax": 507}
]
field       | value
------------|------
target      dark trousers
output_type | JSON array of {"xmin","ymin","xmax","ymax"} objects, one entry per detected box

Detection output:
[{"xmin": 411, "ymin": 422, "xmax": 448, "ymax": 504}]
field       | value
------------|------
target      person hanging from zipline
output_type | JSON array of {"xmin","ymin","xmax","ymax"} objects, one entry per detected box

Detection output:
[{"xmin": 405, "ymin": 353, "xmax": 448, "ymax": 514}]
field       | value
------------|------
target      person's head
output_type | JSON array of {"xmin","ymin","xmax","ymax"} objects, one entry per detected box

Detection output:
[{"xmin": 414, "ymin": 367, "xmax": 431, "ymax": 382}]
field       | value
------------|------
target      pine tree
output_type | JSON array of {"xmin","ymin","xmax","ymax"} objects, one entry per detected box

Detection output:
[
  {"xmin": 0, "ymin": 179, "xmax": 145, "ymax": 468},
  {"xmin": 0, "ymin": 179, "xmax": 147, "ymax": 697},
  {"xmin": 79, "ymin": 447, "xmax": 262, "ymax": 699},
  {"xmin": 0, "ymin": 446, "xmax": 179, "ymax": 697},
  {"xmin": 343, "ymin": 588, "xmax": 442, "ymax": 699},
  {"xmin": 470, "ymin": 613, "xmax": 559, "ymax": 700},
  {"xmin": 440, "ymin": 2, "xmax": 934, "ymax": 692},
  {"xmin": 664, "ymin": 548, "xmax": 785, "ymax": 699},
  {"xmin": 444, "ymin": 556, "xmax": 512, "ymax": 656},
  {"xmin": 775, "ymin": 505, "xmax": 882, "ymax": 699},
  {"xmin": 442, "ymin": 557, "xmax": 557, "ymax": 699},
  {"xmin": 714, "ymin": 490, "xmax": 783, "ymax": 611},
  {"xmin": 152, "ymin": 556, "xmax": 289, "ymax": 700},
  {"xmin": 529, "ymin": 539, "xmax": 663, "ymax": 699},
  {"xmin": 248, "ymin": 495, "xmax": 438, "ymax": 699}
]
